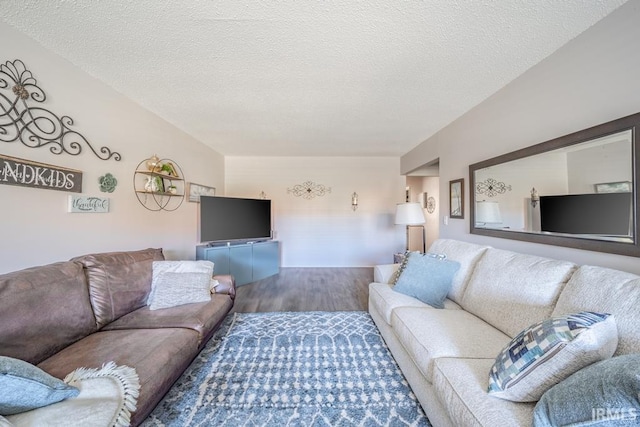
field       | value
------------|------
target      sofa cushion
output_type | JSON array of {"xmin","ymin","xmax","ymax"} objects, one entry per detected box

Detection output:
[
  {"xmin": 428, "ymin": 239, "xmax": 489, "ymax": 304},
  {"xmin": 433, "ymin": 357, "xmax": 535, "ymax": 427},
  {"xmin": 393, "ymin": 252, "xmax": 460, "ymax": 309},
  {"xmin": 0, "ymin": 261, "xmax": 97, "ymax": 364},
  {"xmin": 72, "ymin": 248, "xmax": 164, "ymax": 329},
  {"xmin": 461, "ymin": 248, "xmax": 576, "ymax": 337},
  {"xmin": 552, "ymin": 265, "xmax": 640, "ymax": 356},
  {"xmin": 37, "ymin": 328, "xmax": 199, "ymax": 427},
  {"xmin": 103, "ymin": 293, "xmax": 233, "ymax": 347},
  {"xmin": 369, "ymin": 283, "xmax": 461, "ymax": 325},
  {"xmin": 534, "ymin": 353, "xmax": 640, "ymax": 427},
  {"xmin": 488, "ymin": 312, "xmax": 618, "ymax": 402},
  {"xmin": 0, "ymin": 356, "xmax": 79, "ymax": 415},
  {"xmin": 391, "ymin": 307, "xmax": 511, "ymax": 381}
]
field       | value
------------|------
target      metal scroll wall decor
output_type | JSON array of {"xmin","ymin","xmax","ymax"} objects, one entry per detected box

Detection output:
[
  {"xmin": 0, "ymin": 59, "xmax": 121, "ymax": 161},
  {"xmin": 475, "ymin": 178, "xmax": 512, "ymax": 197},
  {"xmin": 287, "ymin": 181, "xmax": 331, "ymax": 199}
]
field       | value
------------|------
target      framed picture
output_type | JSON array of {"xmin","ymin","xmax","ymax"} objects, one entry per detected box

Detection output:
[
  {"xmin": 594, "ymin": 181, "xmax": 632, "ymax": 193},
  {"xmin": 449, "ymin": 178, "xmax": 464, "ymax": 219},
  {"xmin": 187, "ymin": 182, "xmax": 216, "ymax": 202}
]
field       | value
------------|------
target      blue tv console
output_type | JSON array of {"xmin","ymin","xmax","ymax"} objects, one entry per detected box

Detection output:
[{"xmin": 196, "ymin": 240, "xmax": 280, "ymax": 286}]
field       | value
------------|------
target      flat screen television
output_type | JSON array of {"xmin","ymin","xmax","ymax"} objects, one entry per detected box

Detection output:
[
  {"xmin": 540, "ymin": 192, "xmax": 632, "ymax": 236},
  {"xmin": 200, "ymin": 196, "xmax": 272, "ymax": 244}
]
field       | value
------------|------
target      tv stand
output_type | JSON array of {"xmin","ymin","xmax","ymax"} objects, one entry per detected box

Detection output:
[{"xmin": 196, "ymin": 240, "xmax": 280, "ymax": 286}]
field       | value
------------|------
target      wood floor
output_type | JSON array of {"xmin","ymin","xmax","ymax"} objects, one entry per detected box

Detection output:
[{"xmin": 230, "ymin": 267, "xmax": 373, "ymax": 313}]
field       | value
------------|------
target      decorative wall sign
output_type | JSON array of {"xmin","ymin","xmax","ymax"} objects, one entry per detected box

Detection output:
[
  {"xmin": 287, "ymin": 181, "xmax": 331, "ymax": 199},
  {"xmin": 0, "ymin": 154, "xmax": 82, "ymax": 192},
  {"xmin": 68, "ymin": 195, "xmax": 109, "ymax": 213},
  {"xmin": 475, "ymin": 178, "xmax": 512, "ymax": 197},
  {"xmin": 99, "ymin": 173, "xmax": 118, "ymax": 193},
  {"xmin": 0, "ymin": 59, "xmax": 121, "ymax": 161},
  {"xmin": 187, "ymin": 182, "xmax": 216, "ymax": 202}
]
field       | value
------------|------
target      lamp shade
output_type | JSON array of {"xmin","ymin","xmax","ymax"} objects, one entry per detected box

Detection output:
[
  {"xmin": 476, "ymin": 201, "xmax": 502, "ymax": 224},
  {"xmin": 395, "ymin": 202, "xmax": 425, "ymax": 225}
]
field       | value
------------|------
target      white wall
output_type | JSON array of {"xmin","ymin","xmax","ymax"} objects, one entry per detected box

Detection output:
[
  {"xmin": 0, "ymin": 23, "xmax": 225, "ymax": 274},
  {"xmin": 401, "ymin": 0, "xmax": 640, "ymax": 275},
  {"xmin": 225, "ymin": 156, "xmax": 406, "ymax": 266}
]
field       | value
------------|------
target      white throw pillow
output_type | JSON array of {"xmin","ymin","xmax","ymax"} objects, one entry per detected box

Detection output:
[
  {"xmin": 147, "ymin": 260, "xmax": 214, "ymax": 305},
  {"xmin": 149, "ymin": 272, "xmax": 211, "ymax": 310}
]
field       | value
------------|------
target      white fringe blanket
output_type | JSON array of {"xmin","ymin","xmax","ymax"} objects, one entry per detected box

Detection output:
[{"xmin": 6, "ymin": 362, "xmax": 140, "ymax": 427}]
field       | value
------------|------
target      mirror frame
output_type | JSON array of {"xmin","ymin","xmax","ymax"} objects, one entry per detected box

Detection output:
[{"xmin": 469, "ymin": 112, "xmax": 640, "ymax": 258}]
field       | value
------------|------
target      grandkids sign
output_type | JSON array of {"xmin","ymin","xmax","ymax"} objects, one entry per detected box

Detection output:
[{"xmin": 0, "ymin": 154, "xmax": 82, "ymax": 193}]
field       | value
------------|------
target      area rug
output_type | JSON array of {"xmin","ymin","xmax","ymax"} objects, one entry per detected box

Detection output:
[{"xmin": 142, "ymin": 311, "xmax": 431, "ymax": 426}]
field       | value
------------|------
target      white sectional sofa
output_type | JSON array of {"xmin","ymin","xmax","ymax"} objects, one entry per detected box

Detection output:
[{"xmin": 369, "ymin": 239, "xmax": 640, "ymax": 426}]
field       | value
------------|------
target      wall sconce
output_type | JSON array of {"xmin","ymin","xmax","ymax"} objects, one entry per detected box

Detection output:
[
  {"xmin": 530, "ymin": 187, "xmax": 539, "ymax": 207},
  {"xmin": 351, "ymin": 192, "xmax": 358, "ymax": 211}
]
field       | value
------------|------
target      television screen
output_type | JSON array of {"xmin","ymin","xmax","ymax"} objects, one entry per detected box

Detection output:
[
  {"xmin": 540, "ymin": 192, "xmax": 632, "ymax": 236},
  {"xmin": 200, "ymin": 196, "xmax": 272, "ymax": 243}
]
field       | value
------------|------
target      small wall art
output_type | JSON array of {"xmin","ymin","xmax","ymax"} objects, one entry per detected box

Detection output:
[
  {"xmin": 449, "ymin": 178, "xmax": 464, "ymax": 219},
  {"xmin": 68, "ymin": 195, "xmax": 109, "ymax": 213},
  {"xmin": 475, "ymin": 177, "xmax": 511, "ymax": 197},
  {"xmin": 99, "ymin": 173, "xmax": 118, "ymax": 193},
  {"xmin": 187, "ymin": 182, "xmax": 216, "ymax": 202},
  {"xmin": 594, "ymin": 181, "xmax": 632, "ymax": 193},
  {"xmin": 287, "ymin": 181, "xmax": 331, "ymax": 199}
]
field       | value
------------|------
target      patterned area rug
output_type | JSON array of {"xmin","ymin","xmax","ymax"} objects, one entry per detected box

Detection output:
[{"xmin": 142, "ymin": 311, "xmax": 430, "ymax": 426}]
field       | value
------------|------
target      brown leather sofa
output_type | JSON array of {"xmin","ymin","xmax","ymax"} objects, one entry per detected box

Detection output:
[{"xmin": 0, "ymin": 248, "xmax": 235, "ymax": 426}]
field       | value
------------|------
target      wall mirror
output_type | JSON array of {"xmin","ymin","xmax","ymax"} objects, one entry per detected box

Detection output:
[{"xmin": 469, "ymin": 113, "xmax": 640, "ymax": 257}]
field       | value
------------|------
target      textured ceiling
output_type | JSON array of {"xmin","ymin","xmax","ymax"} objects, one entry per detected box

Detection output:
[{"xmin": 0, "ymin": 1, "xmax": 627, "ymax": 156}]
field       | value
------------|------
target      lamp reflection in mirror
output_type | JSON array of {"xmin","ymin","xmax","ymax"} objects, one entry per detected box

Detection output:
[
  {"xmin": 531, "ymin": 187, "xmax": 540, "ymax": 208},
  {"xmin": 352, "ymin": 192, "xmax": 358, "ymax": 211},
  {"xmin": 395, "ymin": 202, "xmax": 426, "ymax": 252},
  {"xmin": 476, "ymin": 201, "xmax": 502, "ymax": 227}
]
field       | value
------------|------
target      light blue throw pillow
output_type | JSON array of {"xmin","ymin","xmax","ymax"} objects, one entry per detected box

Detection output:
[
  {"xmin": 393, "ymin": 252, "xmax": 460, "ymax": 309},
  {"xmin": 0, "ymin": 356, "xmax": 79, "ymax": 415},
  {"xmin": 534, "ymin": 354, "xmax": 640, "ymax": 427}
]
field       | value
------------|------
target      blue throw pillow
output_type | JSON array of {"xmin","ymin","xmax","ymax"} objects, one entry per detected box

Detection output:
[
  {"xmin": 533, "ymin": 354, "xmax": 640, "ymax": 427},
  {"xmin": 393, "ymin": 252, "xmax": 460, "ymax": 309},
  {"xmin": 0, "ymin": 356, "xmax": 79, "ymax": 415},
  {"xmin": 488, "ymin": 312, "xmax": 618, "ymax": 402}
]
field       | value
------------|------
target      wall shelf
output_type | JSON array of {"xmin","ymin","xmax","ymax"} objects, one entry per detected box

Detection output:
[{"xmin": 133, "ymin": 157, "xmax": 185, "ymax": 211}]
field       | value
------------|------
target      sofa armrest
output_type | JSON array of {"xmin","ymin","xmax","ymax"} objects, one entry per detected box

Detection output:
[
  {"xmin": 212, "ymin": 274, "xmax": 236, "ymax": 300},
  {"xmin": 373, "ymin": 264, "xmax": 400, "ymax": 284}
]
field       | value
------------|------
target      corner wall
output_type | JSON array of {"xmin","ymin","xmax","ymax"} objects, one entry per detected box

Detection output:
[
  {"xmin": 225, "ymin": 156, "xmax": 406, "ymax": 266},
  {"xmin": 401, "ymin": 0, "xmax": 640, "ymax": 274},
  {"xmin": 0, "ymin": 22, "xmax": 225, "ymax": 273}
]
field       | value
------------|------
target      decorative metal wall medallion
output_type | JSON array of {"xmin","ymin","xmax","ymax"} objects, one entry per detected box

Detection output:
[
  {"xmin": 0, "ymin": 59, "xmax": 121, "ymax": 161},
  {"xmin": 287, "ymin": 181, "xmax": 331, "ymax": 199},
  {"xmin": 426, "ymin": 196, "xmax": 436, "ymax": 214},
  {"xmin": 0, "ymin": 154, "xmax": 82, "ymax": 192},
  {"xmin": 475, "ymin": 178, "xmax": 512, "ymax": 197}
]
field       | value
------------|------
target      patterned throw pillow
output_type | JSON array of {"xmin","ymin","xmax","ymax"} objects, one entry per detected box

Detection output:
[
  {"xmin": 488, "ymin": 312, "xmax": 618, "ymax": 402},
  {"xmin": 149, "ymin": 272, "xmax": 212, "ymax": 310},
  {"xmin": 392, "ymin": 252, "xmax": 460, "ymax": 309},
  {"xmin": 147, "ymin": 260, "xmax": 214, "ymax": 305},
  {"xmin": 0, "ymin": 356, "xmax": 79, "ymax": 415},
  {"xmin": 390, "ymin": 251, "xmax": 413, "ymax": 285}
]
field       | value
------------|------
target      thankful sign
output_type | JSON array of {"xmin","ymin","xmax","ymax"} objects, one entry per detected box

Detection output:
[{"xmin": 0, "ymin": 154, "xmax": 82, "ymax": 192}]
